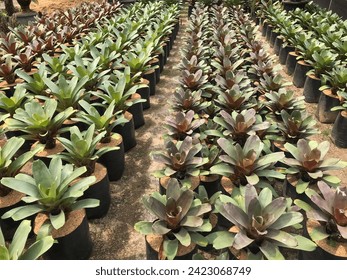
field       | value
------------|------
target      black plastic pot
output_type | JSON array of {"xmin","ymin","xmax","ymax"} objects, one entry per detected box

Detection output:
[
  {"xmin": 40, "ymin": 209, "xmax": 93, "ymax": 260},
  {"xmin": 127, "ymin": 94, "xmax": 145, "ymax": 129},
  {"xmin": 269, "ymin": 30, "xmax": 279, "ymax": 47},
  {"xmin": 199, "ymin": 175, "xmax": 221, "ymax": 198},
  {"xmin": 274, "ymin": 36, "xmax": 283, "ymax": 56},
  {"xmin": 137, "ymin": 79, "xmax": 150, "ymax": 110},
  {"xmin": 293, "ymin": 60, "xmax": 312, "ymax": 88},
  {"xmin": 0, "ymin": 191, "xmax": 27, "ymax": 240},
  {"xmin": 83, "ymin": 163, "xmax": 110, "ymax": 219},
  {"xmin": 316, "ymin": 90, "xmax": 340, "ymax": 123},
  {"xmin": 282, "ymin": 0, "xmax": 309, "ymax": 12},
  {"xmin": 265, "ymin": 25, "xmax": 273, "ymax": 42},
  {"xmin": 143, "ymin": 69, "xmax": 156, "ymax": 96},
  {"xmin": 285, "ymin": 51, "xmax": 299, "ymax": 76},
  {"xmin": 145, "ymin": 234, "xmax": 197, "ymax": 260},
  {"xmin": 303, "ymin": 74, "xmax": 321, "ymax": 103},
  {"xmin": 151, "ymin": 58, "xmax": 161, "ymax": 84},
  {"xmin": 331, "ymin": 111, "xmax": 347, "ymax": 148},
  {"xmin": 173, "ymin": 20, "xmax": 179, "ymax": 40},
  {"xmin": 279, "ymin": 45, "xmax": 295, "ymax": 65},
  {"xmin": 157, "ymin": 52, "xmax": 165, "ymax": 73},
  {"xmin": 261, "ymin": 21, "xmax": 268, "ymax": 37},
  {"xmin": 97, "ymin": 134, "xmax": 125, "ymax": 181},
  {"xmin": 112, "ymin": 111, "xmax": 136, "ymax": 152},
  {"xmin": 162, "ymin": 43, "xmax": 168, "ymax": 65}
]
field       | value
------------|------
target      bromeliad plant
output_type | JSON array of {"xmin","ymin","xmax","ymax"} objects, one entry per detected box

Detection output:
[
  {"xmin": 1, "ymin": 158, "xmax": 99, "ymax": 230},
  {"xmin": 5, "ymin": 99, "xmax": 75, "ymax": 149},
  {"xmin": 0, "ymin": 137, "xmax": 42, "ymax": 197},
  {"xmin": 276, "ymin": 110, "xmax": 318, "ymax": 144},
  {"xmin": 16, "ymin": 64, "xmax": 49, "ymax": 96},
  {"xmin": 42, "ymin": 75, "xmax": 88, "ymax": 111},
  {"xmin": 67, "ymin": 56, "xmax": 111, "ymax": 91},
  {"xmin": 0, "ymin": 220, "xmax": 54, "ymax": 260},
  {"xmin": 264, "ymin": 88, "xmax": 305, "ymax": 119},
  {"xmin": 169, "ymin": 88, "xmax": 210, "ymax": 114},
  {"xmin": 320, "ymin": 65, "xmax": 347, "ymax": 96},
  {"xmin": 0, "ymin": 85, "xmax": 31, "ymax": 117},
  {"xmin": 56, "ymin": 124, "xmax": 119, "ymax": 176},
  {"xmin": 306, "ymin": 50, "xmax": 339, "ymax": 79},
  {"xmin": 0, "ymin": 56, "xmax": 18, "ymax": 85},
  {"xmin": 211, "ymin": 135, "xmax": 285, "ymax": 190},
  {"xmin": 296, "ymin": 181, "xmax": 347, "ymax": 243},
  {"xmin": 164, "ymin": 110, "xmax": 205, "ymax": 141},
  {"xmin": 95, "ymin": 71, "xmax": 146, "ymax": 114},
  {"xmin": 73, "ymin": 100, "xmax": 128, "ymax": 143},
  {"xmin": 282, "ymin": 139, "xmax": 347, "ymax": 194},
  {"xmin": 214, "ymin": 83, "xmax": 257, "ymax": 113},
  {"xmin": 208, "ymin": 184, "xmax": 316, "ymax": 260},
  {"xmin": 134, "ymin": 178, "xmax": 212, "ymax": 260},
  {"xmin": 213, "ymin": 109, "xmax": 271, "ymax": 145},
  {"xmin": 151, "ymin": 136, "xmax": 207, "ymax": 181}
]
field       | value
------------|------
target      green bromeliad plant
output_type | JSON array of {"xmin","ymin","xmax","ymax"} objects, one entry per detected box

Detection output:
[
  {"xmin": 5, "ymin": 99, "xmax": 74, "ymax": 149},
  {"xmin": 73, "ymin": 100, "xmax": 128, "ymax": 143},
  {"xmin": 0, "ymin": 137, "xmax": 42, "ymax": 197},
  {"xmin": 0, "ymin": 220, "xmax": 54, "ymax": 260},
  {"xmin": 1, "ymin": 158, "xmax": 99, "ymax": 230},
  {"xmin": 208, "ymin": 184, "xmax": 316, "ymax": 260},
  {"xmin": 134, "ymin": 178, "xmax": 212, "ymax": 260},
  {"xmin": 56, "ymin": 124, "xmax": 119, "ymax": 176}
]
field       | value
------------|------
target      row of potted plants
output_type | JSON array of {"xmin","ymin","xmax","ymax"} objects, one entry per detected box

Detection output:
[
  {"xmin": 259, "ymin": 1, "xmax": 347, "ymax": 148},
  {"xmin": 0, "ymin": 0, "xmax": 181, "ymax": 260},
  {"xmin": 135, "ymin": 1, "xmax": 347, "ymax": 260}
]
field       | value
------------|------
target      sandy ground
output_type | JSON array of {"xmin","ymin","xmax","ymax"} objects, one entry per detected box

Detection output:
[{"xmin": 31, "ymin": 0, "xmax": 95, "ymax": 14}]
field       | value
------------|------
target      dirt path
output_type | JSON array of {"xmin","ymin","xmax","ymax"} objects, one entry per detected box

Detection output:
[{"xmin": 88, "ymin": 9, "xmax": 188, "ymax": 260}]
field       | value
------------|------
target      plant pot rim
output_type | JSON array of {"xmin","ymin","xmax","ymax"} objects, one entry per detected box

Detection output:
[
  {"xmin": 34, "ymin": 208, "xmax": 86, "ymax": 239},
  {"xmin": 0, "ymin": 189, "xmax": 24, "ymax": 208},
  {"xmin": 306, "ymin": 218, "xmax": 347, "ymax": 258}
]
